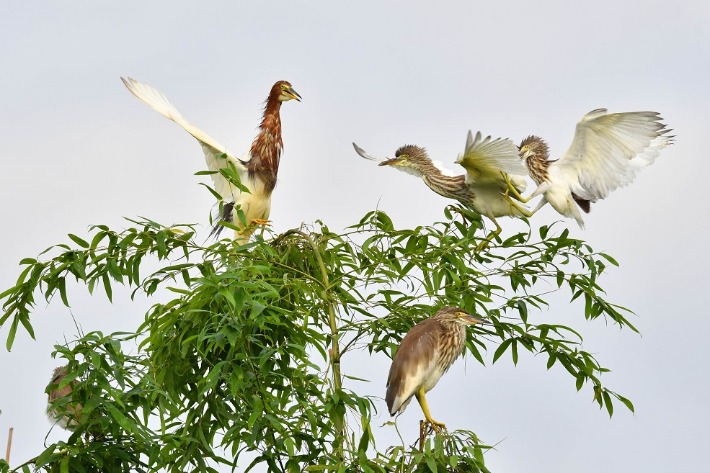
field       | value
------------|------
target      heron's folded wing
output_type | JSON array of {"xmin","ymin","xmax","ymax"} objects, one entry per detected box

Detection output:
[
  {"xmin": 554, "ymin": 109, "xmax": 673, "ymax": 201},
  {"xmin": 455, "ymin": 130, "xmax": 528, "ymax": 186},
  {"xmin": 121, "ymin": 77, "xmax": 249, "ymax": 200},
  {"xmin": 385, "ymin": 319, "xmax": 441, "ymax": 415}
]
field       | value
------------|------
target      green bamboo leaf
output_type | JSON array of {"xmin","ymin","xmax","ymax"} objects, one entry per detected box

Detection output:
[{"xmin": 68, "ymin": 234, "xmax": 90, "ymax": 248}]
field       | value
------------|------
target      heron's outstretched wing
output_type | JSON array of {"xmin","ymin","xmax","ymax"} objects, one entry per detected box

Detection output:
[
  {"xmin": 455, "ymin": 131, "xmax": 528, "ymax": 186},
  {"xmin": 121, "ymin": 77, "xmax": 249, "ymax": 200},
  {"xmin": 554, "ymin": 109, "xmax": 673, "ymax": 201}
]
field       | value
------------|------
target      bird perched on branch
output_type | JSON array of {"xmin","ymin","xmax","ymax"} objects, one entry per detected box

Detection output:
[
  {"xmin": 46, "ymin": 365, "xmax": 82, "ymax": 431},
  {"xmin": 122, "ymin": 77, "xmax": 301, "ymax": 242},
  {"xmin": 386, "ymin": 307, "xmax": 489, "ymax": 434},
  {"xmin": 506, "ymin": 109, "xmax": 673, "ymax": 227},
  {"xmin": 354, "ymin": 131, "xmax": 531, "ymax": 249}
]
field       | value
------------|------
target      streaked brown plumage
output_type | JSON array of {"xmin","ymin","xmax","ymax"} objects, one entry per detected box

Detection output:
[
  {"xmin": 386, "ymin": 307, "xmax": 489, "ymax": 432},
  {"xmin": 122, "ymin": 78, "xmax": 301, "ymax": 241},
  {"xmin": 46, "ymin": 365, "xmax": 82, "ymax": 430},
  {"xmin": 519, "ymin": 136, "xmax": 592, "ymax": 214},
  {"xmin": 388, "ymin": 145, "xmax": 475, "ymax": 203},
  {"xmin": 353, "ymin": 132, "xmax": 531, "ymax": 249},
  {"xmin": 247, "ymin": 80, "xmax": 293, "ymax": 194}
]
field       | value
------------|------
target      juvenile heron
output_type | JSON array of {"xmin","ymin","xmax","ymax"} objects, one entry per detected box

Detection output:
[
  {"xmin": 46, "ymin": 365, "xmax": 81, "ymax": 431},
  {"xmin": 354, "ymin": 131, "xmax": 532, "ymax": 249},
  {"xmin": 386, "ymin": 307, "xmax": 489, "ymax": 432},
  {"xmin": 508, "ymin": 109, "xmax": 673, "ymax": 227},
  {"xmin": 122, "ymin": 77, "xmax": 301, "ymax": 242}
]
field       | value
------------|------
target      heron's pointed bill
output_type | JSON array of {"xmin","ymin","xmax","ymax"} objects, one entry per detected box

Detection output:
[
  {"xmin": 379, "ymin": 157, "xmax": 402, "ymax": 167},
  {"xmin": 285, "ymin": 86, "xmax": 302, "ymax": 101},
  {"xmin": 463, "ymin": 314, "xmax": 490, "ymax": 325}
]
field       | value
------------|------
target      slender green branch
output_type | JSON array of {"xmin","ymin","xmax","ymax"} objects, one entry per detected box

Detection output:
[{"xmin": 280, "ymin": 229, "xmax": 345, "ymax": 459}]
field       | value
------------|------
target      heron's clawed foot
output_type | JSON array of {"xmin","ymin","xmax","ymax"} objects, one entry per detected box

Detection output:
[
  {"xmin": 251, "ymin": 218, "xmax": 272, "ymax": 226},
  {"xmin": 476, "ymin": 229, "xmax": 501, "ymax": 251},
  {"xmin": 418, "ymin": 419, "xmax": 447, "ymax": 449},
  {"xmin": 501, "ymin": 171, "xmax": 529, "ymax": 203}
]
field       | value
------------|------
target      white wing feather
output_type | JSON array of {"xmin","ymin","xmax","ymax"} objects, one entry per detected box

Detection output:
[
  {"xmin": 555, "ymin": 109, "xmax": 673, "ymax": 201},
  {"xmin": 121, "ymin": 77, "xmax": 250, "ymax": 201},
  {"xmin": 455, "ymin": 130, "xmax": 528, "ymax": 185}
]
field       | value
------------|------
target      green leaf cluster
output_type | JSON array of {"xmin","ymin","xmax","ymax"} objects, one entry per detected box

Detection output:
[{"xmin": 0, "ymin": 208, "xmax": 636, "ymax": 472}]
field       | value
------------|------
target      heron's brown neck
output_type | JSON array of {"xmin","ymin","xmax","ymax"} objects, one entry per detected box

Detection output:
[
  {"xmin": 436, "ymin": 319, "xmax": 466, "ymax": 371},
  {"xmin": 520, "ymin": 136, "xmax": 550, "ymax": 186},
  {"xmin": 417, "ymin": 160, "xmax": 473, "ymax": 205},
  {"xmin": 249, "ymin": 96, "xmax": 284, "ymax": 192}
]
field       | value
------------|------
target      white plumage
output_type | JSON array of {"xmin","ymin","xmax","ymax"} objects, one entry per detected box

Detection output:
[
  {"xmin": 521, "ymin": 109, "xmax": 673, "ymax": 227},
  {"xmin": 122, "ymin": 77, "xmax": 251, "ymax": 203}
]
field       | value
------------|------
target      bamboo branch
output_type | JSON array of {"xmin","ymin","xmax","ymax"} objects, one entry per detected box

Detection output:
[{"xmin": 5, "ymin": 427, "xmax": 13, "ymax": 463}]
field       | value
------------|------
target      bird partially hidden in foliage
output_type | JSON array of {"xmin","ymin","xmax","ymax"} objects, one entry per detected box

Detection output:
[
  {"xmin": 354, "ymin": 131, "xmax": 532, "ymax": 250},
  {"xmin": 46, "ymin": 365, "xmax": 82, "ymax": 431},
  {"xmin": 386, "ymin": 307, "xmax": 489, "ymax": 438},
  {"xmin": 122, "ymin": 77, "xmax": 301, "ymax": 242},
  {"xmin": 505, "ymin": 109, "xmax": 674, "ymax": 228}
]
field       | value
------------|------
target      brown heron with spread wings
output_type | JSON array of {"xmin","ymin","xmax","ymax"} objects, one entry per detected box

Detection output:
[
  {"xmin": 506, "ymin": 109, "xmax": 673, "ymax": 227},
  {"xmin": 122, "ymin": 77, "xmax": 301, "ymax": 242},
  {"xmin": 354, "ymin": 131, "xmax": 532, "ymax": 249}
]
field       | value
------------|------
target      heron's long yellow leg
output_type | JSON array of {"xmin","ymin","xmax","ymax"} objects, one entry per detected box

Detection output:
[
  {"xmin": 251, "ymin": 218, "xmax": 271, "ymax": 226},
  {"xmin": 502, "ymin": 172, "xmax": 533, "ymax": 203},
  {"xmin": 415, "ymin": 389, "xmax": 446, "ymax": 433},
  {"xmin": 505, "ymin": 197, "xmax": 533, "ymax": 218},
  {"xmin": 476, "ymin": 218, "xmax": 502, "ymax": 251}
]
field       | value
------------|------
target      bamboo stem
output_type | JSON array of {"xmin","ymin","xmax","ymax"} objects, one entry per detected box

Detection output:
[
  {"xmin": 284, "ymin": 230, "xmax": 345, "ymax": 456},
  {"xmin": 5, "ymin": 427, "xmax": 13, "ymax": 463}
]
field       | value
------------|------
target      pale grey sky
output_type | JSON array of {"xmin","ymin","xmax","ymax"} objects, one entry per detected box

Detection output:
[{"xmin": 1, "ymin": 1, "xmax": 708, "ymax": 471}]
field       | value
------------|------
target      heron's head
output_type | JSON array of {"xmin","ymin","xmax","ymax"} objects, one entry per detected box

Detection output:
[
  {"xmin": 272, "ymin": 80, "xmax": 302, "ymax": 102},
  {"xmin": 379, "ymin": 145, "xmax": 432, "ymax": 176},
  {"xmin": 434, "ymin": 307, "xmax": 490, "ymax": 327},
  {"xmin": 46, "ymin": 365, "xmax": 81, "ymax": 430},
  {"xmin": 518, "ymin": 135, "xmax": 549, "ymax": 161}
]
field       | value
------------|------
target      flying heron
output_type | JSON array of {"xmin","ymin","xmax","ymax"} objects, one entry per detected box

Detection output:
[
  {"xmin": 122, "ymin": 77, "xmax": 301, "ymax": 242},
  {"xmin": 386, "ymin": 307, "xmax": 489, "ymax": 433},
  {"xmin": 354, "ymin": 131, "xmax": 532, "ymax": 250},
  {"xmin": 46, "ymin": 365, "xmax": 81, "ymax": 431},
  {"xmin": 506, "ymin": 109, "xmax": 673, "ymax": 227}
]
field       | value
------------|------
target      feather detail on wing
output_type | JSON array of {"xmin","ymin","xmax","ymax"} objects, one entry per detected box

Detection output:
[
  {"xmin": 121, "ymin": 77, "xmax": 249, "ymax": 201},
  {"xmin": 455, "ymin": 130, "xmax": 528, "ymax": 186},
  {"xmin": 555, "ymin": 109, "xmax": 673, "ymax": 201}
]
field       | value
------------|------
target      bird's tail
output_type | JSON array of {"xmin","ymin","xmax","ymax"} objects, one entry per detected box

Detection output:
[{"xmin": 208, "ymin": 201, "xmax": 235, "ymax": 240}]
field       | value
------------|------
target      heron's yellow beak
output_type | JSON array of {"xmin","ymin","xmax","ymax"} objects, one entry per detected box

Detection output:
[
  {"xmin": 284, "ymin": 86, "xmax": 301, "ymax": 102},
  {"xmin": 379, "ymin": 157, "xmax": 402, "ymax": 167},
  {"xmin": 462, "ymin": 314, "xmax": 490, "ymax": 325}
]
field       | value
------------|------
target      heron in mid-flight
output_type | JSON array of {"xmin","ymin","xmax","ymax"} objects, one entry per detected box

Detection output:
[
  {"xmin": 507, "ymin": 109, "xmax": 673, "ymax": 227},
  {"xmin": 354, "ymin": 131, "xmax": 531, "ymax": 249}
]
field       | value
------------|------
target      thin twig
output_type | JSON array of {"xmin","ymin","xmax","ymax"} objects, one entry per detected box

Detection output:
[{"xmin": 5, "ymin": 427, "xmax": 13, "ymax": 463}]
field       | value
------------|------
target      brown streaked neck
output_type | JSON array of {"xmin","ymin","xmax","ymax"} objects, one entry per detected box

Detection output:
[
  {"xmin": 520, "ymin": 135, "xmax": 550, "ymax": 185},
  {"xmin": 248, "ymin": 93, "xmax": 284, "ymax": 192}
]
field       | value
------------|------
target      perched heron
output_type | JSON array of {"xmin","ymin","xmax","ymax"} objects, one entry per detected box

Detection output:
[
  {"xmin": 507, "ymin": 109, "xmax": 673, "ymax": 227},
  {"xmin": 386, "ymin": 307, "xmax": 489, "ymax": 433},
  {"xmin": 354, "ymin": 131, "xmax": 532, "ymax": 249},
  {"xmin": 46, "ymin": 365, "xmax": 81, "ymax": 430},
  {"xmin": 122, "ymin": 77, "xmax": 301, "ymax": 241}
]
